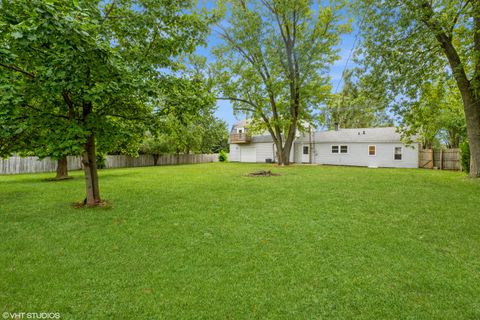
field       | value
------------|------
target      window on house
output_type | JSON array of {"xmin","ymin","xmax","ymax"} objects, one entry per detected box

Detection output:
[
  {"xmin": 303, "ymin": 146, "xmax": 309, "ymax": 155},
  {"xmin": 340, "ymin": 145, "xmax": 348, "ymax": 154},
  {"xmin": 238, "ymin": 129, "xmax": 243, "ymax": 134},
  {"xmin": 331, "ymin": 145, "xmax": 339, "ymax": 154},
  {"xmin": 394, "ymin": 147, "xmax": 402, "ymax": 160},
  {"xmin": 368, "ymin": 145, "xmax": 376, "ymax": 156}
]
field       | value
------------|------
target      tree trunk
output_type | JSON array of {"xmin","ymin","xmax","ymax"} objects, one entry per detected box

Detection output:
[
  {"xmin": 279, "ymin": 142, "xmax": 292, "ymax": 166},
  {"xmin": 82, "ymin": 133, "xmax": 102, "ymax": 206},
  {"xmin": 464, "ymin": 98, "xmax": 480, "ymax": 177},
  {"xmin": 274, "ymin": 138, "xmax": 295, "ymax": 165},
  {"xmin": 271, "ymin": 124, "xmax": 298, "ymax": 166},
  {"xmin": 55, "ymin": 156, "xmax": 69, "ymax": 180},
  {"xmin": 420, "ymin": 2, "xmax": 480, "ymax": 177},
  {"xmin": 273, "ymin": 140, "xmax": 286, "ymax": 165},
  {"xmin": 276, "ymin": 150, "xmax": 288, "ymax": 165}
]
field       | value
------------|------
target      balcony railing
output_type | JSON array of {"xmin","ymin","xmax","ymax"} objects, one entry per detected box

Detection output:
[{"xmin": 230, "ymin": 133, "xmax": 251, "ymax": 144}]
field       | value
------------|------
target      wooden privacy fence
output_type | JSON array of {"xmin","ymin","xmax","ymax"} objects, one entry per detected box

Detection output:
[
  {"xmin": 103, "ymin": 154, "xmax": 218, "ymax": 169},
  {"xmin": 0, "ymin": 154, "xmax": 218, "ymax": 175},
  {"xmin": 419, "ymin": 148, "xmax": 461, "ymax": 171},
  {"xmin": 0, "ymin": 156, "xmax": 83, "ymax": 175}
]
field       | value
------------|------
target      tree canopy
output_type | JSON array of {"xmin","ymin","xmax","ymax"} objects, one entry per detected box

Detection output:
[
  {"xmin": 354, "ymin": 0, "xmax": 480, "ymax": 177},
  {"xmin": 212, "ymin": 0, "xmax": 349, "ymax": 165},
  {"xmin": 0, "ymin": 0, "xmax": 211, "ymax": 204},
  {"xmin": 142, "ymin": 75, "xmax": 228, "ymax": 157},
  {"xmin": 321, "ymin": 70, "xmax": 393, "ymax": 130},
  {"xmin": 396, "ymin": 76, "xmax": 466, "ymax": 149}
]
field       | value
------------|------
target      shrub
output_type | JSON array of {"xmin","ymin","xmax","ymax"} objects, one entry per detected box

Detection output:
[
  {"xmin": 460, "ymin": 140, "xmax": 470, "ymax": 173},
  {"xmin": 96, "ymin": 153, "xmax": 107, "ymax": 169},
  {"xmin": 218, "ymin": 150, "xmax": 228, "ymax": 162}
]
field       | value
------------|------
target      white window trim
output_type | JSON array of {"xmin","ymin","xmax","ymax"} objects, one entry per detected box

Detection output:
[
  {"xmin": 393, "ymin": 146, "xmax": 403, "ymax": 161},
  {"xmin": 368, "ymin": 145, "xmax": 376, "ymax": 157},
  {"xmin": 237, "ymin": 127, "xmax": 244, "ymax": 134},
  {"xmin": 302, "ymin": 145, "xmax": 310, "ymax": 155},
  {"xmin": 331, "ymin": 145, "xmax": 349, "ymax": 154},
  {"xmin": 340, "ymin": 145, "xmax": 349, "ymax": 154},
  {"xmin": 331, "ymin": 145, "xmax": 340, "ymax": 154}
]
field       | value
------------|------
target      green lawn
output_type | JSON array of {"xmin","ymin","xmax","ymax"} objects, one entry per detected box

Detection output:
[{"xmin": 1, "ymin": 163, "xmax": 479, "ymax": 319}]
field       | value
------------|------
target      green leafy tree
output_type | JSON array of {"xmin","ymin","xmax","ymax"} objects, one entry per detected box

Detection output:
[
  {"xmin": 218, "ymin": 150, "xmax": 228, "ymax": 162},
  {"xmin": 139, "ymin": 134, "xmax": 175, "ymax": 165},
  {"xmin": 396, "ymin": 77, "xmax": 466, "ymax": 149},
  {"xmin": 147, "ymin": 73, "xmax": 227, "ymax": 155},
  {"xmin": 161, "ymin": 113, "xmax": 228, "ymax": 154},
  {"xmin": 212, "ymin": 0, "xmax": 349, "ymax": 165},
  {"xmin": 322, "ymin": 70, "xmax": 393, "ymax": 129},
  {"xmin": 0, "ymin": 75, "xmax": 82, "ymax": 179},
  {"xmin": 355, "ymin": 0, "xmax": 480, "ymax": 177},
  {"xmin": 0, "ymin": 0, "xmax": 210, "ymax": 205},
  {"xmin": 199, "ymin": 116, "xmax": 229, "ymax": 154}
]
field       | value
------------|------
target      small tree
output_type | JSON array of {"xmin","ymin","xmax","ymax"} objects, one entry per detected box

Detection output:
[
  {"xmin": 218, "ymin": 150, "xmax": 228, "ymax": 162},
  {"xmin": 148, "ymin": 75, "xmax": 226, "ymax": 155},
  {"xmin": 139, "ymin": 135, "xmax": 174, "ymax": 165},
  {"xmin": 0, "ymin": 0, "xmax": 210, "ymax": 205}
]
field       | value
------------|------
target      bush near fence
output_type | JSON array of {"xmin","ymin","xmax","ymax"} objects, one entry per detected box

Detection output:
[{"xmin": 0, "ymin": 154, "xmax": 218, "ymax": 175}]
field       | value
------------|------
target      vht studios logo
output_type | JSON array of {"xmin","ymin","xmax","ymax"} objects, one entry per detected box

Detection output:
[{"xmin": 2, "ymin": 312, "xmax": 60, "ymax": 319}]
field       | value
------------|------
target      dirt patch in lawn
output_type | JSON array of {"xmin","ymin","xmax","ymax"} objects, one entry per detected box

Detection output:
[{"xmin": 247, "ymin": 170, "xmax": 280, "ymax": 177}]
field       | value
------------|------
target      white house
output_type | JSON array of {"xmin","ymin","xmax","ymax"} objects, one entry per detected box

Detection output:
[{"xmin": 229, "ymin": 121, "xmax": 419, "ymax": 168}]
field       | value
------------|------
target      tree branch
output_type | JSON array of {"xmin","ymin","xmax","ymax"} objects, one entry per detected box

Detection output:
[
  {"xmin": 449, "ymin": 0, "xmax": 471, "ymax": 35},
  {"xmin": 0, "ymin": 63, "xmax": 35, "ymax": 79},
  {"xmin": 21, "ymin": 104, "xmax": 70, "ymax": 120},
  {"xmin": 103, "ymin": 0, "xmax": 116, "ymax": 21},
  {"xmin": 216, "ymin": 96, "xmax": 259, "ymax": 110}
]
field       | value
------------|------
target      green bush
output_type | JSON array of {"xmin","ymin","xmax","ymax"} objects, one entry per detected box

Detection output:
[
  {"xmin": 218, "ymin": 150, "xmax": 228, "ymax": 162},
  {"xmin": 460, "ymin": 140, "xmax": 470, "ymax": 173},
  {"xmin": 96, "ymin": 153, "xmax": 107, "ymax": 169}
]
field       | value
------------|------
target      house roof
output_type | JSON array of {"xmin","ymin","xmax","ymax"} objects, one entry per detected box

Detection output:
[
  {"xmin": 231, "ymin": 119, "xmax": 251, "ymax": 130},
  {"xmin": 242, "ymin": 127, "xmax": 407, "ymax": 144},
  {"xmin": 297, "ymin": 127, "xmax": 404, "ymax": 143},
  {"xmin": 251, "ymin": 135, "xmax": 275, "ymax": 143},
  {"xmin": 230, "ymin": 121, "xmax": 410, "ymax": 144}
]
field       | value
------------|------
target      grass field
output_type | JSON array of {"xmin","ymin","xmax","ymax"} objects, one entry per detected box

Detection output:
[{"xmin": 1, "ymin": 163, "xmax": 479, "ymax": 319}]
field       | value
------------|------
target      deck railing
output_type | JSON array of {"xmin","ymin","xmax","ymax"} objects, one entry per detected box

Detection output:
[{"xmin": 230, "ymin": 133, "xmax": 252, "ymax": 144}]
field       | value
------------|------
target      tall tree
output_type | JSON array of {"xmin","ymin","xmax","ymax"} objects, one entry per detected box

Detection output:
[
  {"xmin": 355, "ymin": 0, "xmax": 480, "ymax": 177},
  {"xmin": 396, "ymin": 77, "xmax": 466, "ymax": 149},
  {"xmin": 213, "ymin": 0, "xmax": 348, "ymax": 165},
  {"xmin": 0, "ymin": 0, "xmax": 209, "ymax": 205},
  {"xmin": 322, "ymin": 70, "xmax": 393, "ymax": 129}
]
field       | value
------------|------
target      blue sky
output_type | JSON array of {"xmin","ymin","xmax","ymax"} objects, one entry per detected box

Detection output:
[{"xmin": 196, "ymin": 2, "xmax": 357, "ymax": 129}]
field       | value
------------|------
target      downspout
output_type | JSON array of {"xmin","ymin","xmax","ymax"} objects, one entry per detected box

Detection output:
[{"xmin": 309, "ymin": 127, "xmax": 313, "ymax": 164}]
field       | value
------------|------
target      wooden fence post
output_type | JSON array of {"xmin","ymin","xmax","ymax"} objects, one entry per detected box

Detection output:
[
  {"xmin": 430, "ymin": 149, "xmax": 434, "ymax": 169},
  {"xmin": 440, "ymin": 150, "xmax": 443, "ymax": 170}
]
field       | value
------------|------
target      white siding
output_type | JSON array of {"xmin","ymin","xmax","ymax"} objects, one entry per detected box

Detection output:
[
  {"xmin": 240, "ymin": 146, "xmax": 256, "ymax": 162},
  {"xmin": 232, "ymin": 142, "xmax": 295, "ymax": 163},
  {"xmin": 255, "ymin": 143, "xmax": 275, "ymax": 162},
  {"xmin": 294, "ymin": 143, "xmax": 301, "ymax": 163},
  {"xmin": 293, "ymin": 142, "xmax": 319, "ymax": 164},
  {"xmin": 233, "ymin": 141, "xmax": 418, "ymax": 167},
  {"xmin": 229, "ymin": 144, "xmax": 241, "ymax": 162},
  {"xmin": 313, "ymin": 142, "xmax": 418, "ymax": 168}
]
